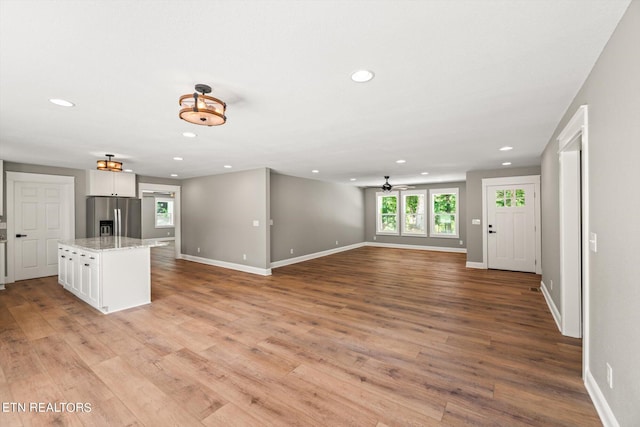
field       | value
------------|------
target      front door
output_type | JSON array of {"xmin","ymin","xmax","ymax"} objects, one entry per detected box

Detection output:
[
  {"xmin": 14, "ymin": 181, "xmax": 68, "ymax": 280},
  {"xmin": 487, "ymin": 183, "xmax": 536, "ymax": 272}
]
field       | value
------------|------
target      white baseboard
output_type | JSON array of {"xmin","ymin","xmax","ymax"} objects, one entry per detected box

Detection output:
[
  {"xmin": 540, "ymin": 280, "xmax": 562, "ymax": 332},
  {"xmin": 585, "ymin": 368, "xmax": 620, "ymax": 427},
  {"xmin": 180, "ymin": 254, "xmax": 272, "ymax": 276},
  {"xmin": 366, "ymin": 242, "xmax": 467, "ymax": 253},
  {"xmin": 271, "ymin": 243, "xmax": 365, "ymax": 269},
  {"xmin": 146, "ymin": 236, "xmax": 175, "ymax": 242},
  {"xmin": 465, "ymin": 261, "xmax": 486, "ymax": 269}
]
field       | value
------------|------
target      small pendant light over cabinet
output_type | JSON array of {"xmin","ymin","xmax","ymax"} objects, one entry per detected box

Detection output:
[
  {"xmin": 97, "ymin": 154, "xmax": 123, "ymax": 172},
  {"xmin": 179, "ymin": 84, "xmax": 227, "ymax": 126}
]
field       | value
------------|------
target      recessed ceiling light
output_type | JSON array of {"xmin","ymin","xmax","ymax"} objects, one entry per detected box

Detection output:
[
  {"xmin": 170, "ymin": 174, "xmax": 178, "ymax": 177},
  {"xmin": 351, "ymin": 69, "xmax": 374, "ymax": 83},
  {"xmin": 350, "ymin": 178, "xmax": 357, "ymax": 181},
  {"xmin": 502, "ymin": 162, "xmax": 512, "ymax": 166},
  {"xmin": 311, "ymin": 170, "xmax": 319, "ymax": 174},
  {"xmin": 396, "ymin": 159, "xmax": 406, "ymax": 164},
  {"xmin": 49, "ymin": 98, "xmax": 74, "ymax": 107},
  {"xmin": 182, "ymin": 132, "xmax": 197, "ymax": 138},
  {"xmin": 124, "ymin": 169, "xmax": 133, "ymax": 173},
  {"xmin": 499, "ymin": 146, "xmax": 513, "ymax": 151},
  {"xmin": 421, "ymin": 172, "xmax": 429, "ymax": 175},
  {"xmin": 223, "ymin": 165, "xmax": 232, "ymax": 169},
  {"xmin": 173, "ymin": 157, "xmax": 183, "ymax": 161}
]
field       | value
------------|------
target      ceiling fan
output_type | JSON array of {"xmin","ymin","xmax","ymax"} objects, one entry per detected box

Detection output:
[{"xmin": 381, "ymin": 176, "xmax": 415, "ymax": 192}]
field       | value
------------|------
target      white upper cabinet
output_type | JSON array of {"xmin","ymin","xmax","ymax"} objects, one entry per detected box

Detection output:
[{"xmin": 87, "ymin": 170, "xmax": 136, "ymax": 197}]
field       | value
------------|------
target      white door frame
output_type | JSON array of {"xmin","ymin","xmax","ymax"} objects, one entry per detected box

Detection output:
[
  {"xmin": 557, "ymin": 105, "xmax": 589, "ymax": 372},
  {"xmin": 481, "ymin": 175, "xmax": 541, "ymax": 274},
  {"xmin": 138, "ymin": 183, "xmax": 181, "ymax": 259},
  {"xmin": 6, "ymin": 172, "xmax": 75, "ymax": 284}
]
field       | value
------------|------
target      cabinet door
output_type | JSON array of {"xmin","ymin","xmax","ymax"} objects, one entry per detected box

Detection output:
[
  {"xmin": 87, "ymin": 170, "xmax": 114, "ymax": 196},
  {"xmin": 58, "ymin": 246, "xmax": 67, "ymax": 286},
  {"xmin": 88, "ymin": 254, "xmax": 100, "ymax": 308},
  {"xmin": 113, "ymin": 173, "xmax": 136, "ymax": 197},
  {"xmin": 69, "ymin": 249, "xmax": 81, "ymax": 293}
]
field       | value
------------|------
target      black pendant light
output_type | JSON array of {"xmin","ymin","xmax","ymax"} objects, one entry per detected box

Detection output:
[{"xmin": 381, "ymin": 176, "xmax": 392, "ymax": 192}]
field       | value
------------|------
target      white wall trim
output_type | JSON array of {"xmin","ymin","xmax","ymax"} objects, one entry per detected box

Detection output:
[
  {"xmin": 180, "ymin": 254, "xmax": 272, "ymax": 276},
  {"xmin": 6, "ymin": 172, "xmax": 75, "ymax": 284},
  {"xmin": 144, "ymin": 237, "xmax": 175, "ymax": 242},
  {"xmin": 366, "ymin": 242, "xmax": 467, "ymax": 253},
  {"xmin": 585, "ymin": 368, "xmax": 620, "ymax": 427},
  {"xmin": 465, "ymin": 261, "xmax": 486, "ymax": 269},
  {"xmin": 541, "ymin": 280, "xmax": 561, "ymax": 332},
  {"xmin": 481, "ymin": 175, "xmax": 541, "ymax": 274},
  {"xmin": 557, "ymin": 105, "xmax": 590, "ymax": 374},
  {"xmin": 271, "ymin": 243, "xmax": 365, "ymax": 268}
]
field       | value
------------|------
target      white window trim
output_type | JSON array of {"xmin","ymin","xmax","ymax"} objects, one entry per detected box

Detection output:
[
  {"xmin": 401, "ymin": 189, "xmax": 427, "ymax": 237},
  {"xmin": 155, "ymin": 197, "xmax": 175, "ymax": 228},
  {"xmin": 376, "ymin": 191, "xmax": 399, "ymax": 235},
  {"xmin": 429, "ymin": 187, "xmax": 459, "ymax": 238}
]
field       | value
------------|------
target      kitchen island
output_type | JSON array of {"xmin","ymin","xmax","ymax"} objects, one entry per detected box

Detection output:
[{"xmin": 58, "ymin": 237, "xmax": 167, "ymax": 314}]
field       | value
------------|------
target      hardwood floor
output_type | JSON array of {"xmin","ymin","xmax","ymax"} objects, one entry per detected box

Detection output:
[{"xmin": 0, "ymin": 245, "xmax": 600, "ymax": 426}]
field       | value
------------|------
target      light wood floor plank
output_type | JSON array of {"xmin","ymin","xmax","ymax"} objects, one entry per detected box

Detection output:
[{"xmin": 0, "ymin": 245, "xmax": 601, "ymax": 426}]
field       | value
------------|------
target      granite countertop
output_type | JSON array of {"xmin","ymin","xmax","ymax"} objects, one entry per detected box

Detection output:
[{"xmin": 59, "ymin": 237, "xmax": 169, "ymax": 252}]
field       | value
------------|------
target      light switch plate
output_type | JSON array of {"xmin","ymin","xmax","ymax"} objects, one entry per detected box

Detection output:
[
  {"xmin": 472, "ymin": 219, "xmax": 481, "ymax": 225},
  {"xmin": 589, "ymin": 232, "xmax": 597, "ymax": 252},
  {"xmin": 252, "ymin": 220, "xmax": 260, "ymax": 227}
]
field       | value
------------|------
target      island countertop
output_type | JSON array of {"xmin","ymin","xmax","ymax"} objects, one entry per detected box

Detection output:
[{"xmin": 58, "ymin": 237, "xmax": 168, "ymax": 252}]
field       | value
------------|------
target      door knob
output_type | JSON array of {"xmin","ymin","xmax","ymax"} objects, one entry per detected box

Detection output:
[
  {"xmin": 16, "ymin": 234, "xmax": 28, "ymax": 238},
  {"xmin": 489, "ymin": 230, "xmax": 497, "ymax": 234}
]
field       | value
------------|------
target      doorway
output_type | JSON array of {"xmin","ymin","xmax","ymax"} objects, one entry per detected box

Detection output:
[
  {"xmin": 6, "ymin": 172, "xmax": 75, "ymax": 283},
  {"xmin": 138, "ymin": 183, "xmax": 181, "ymax": 260},
  {"xmin": 482, "ymin": 175, "xmax": 541, "ymax": 274},
  {"xmin": 557, "ymin": 105, "xmax": 589, "ymax": 360}
]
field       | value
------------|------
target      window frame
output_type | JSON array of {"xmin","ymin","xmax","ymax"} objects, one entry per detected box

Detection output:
[
  {"xmin": 155, "ymin": 197, "xmax": 175, "ymax": 228},
  {"xmin": 376, "ymin": 191, "xmax": 400, "ymax": 235},
  {"xmin": 429, "ymin": 187, "xmax": 459, "ymax": 238},
  {"xmin": 400, "ymin": 189, "xmax": 427, "ymax": 237}
]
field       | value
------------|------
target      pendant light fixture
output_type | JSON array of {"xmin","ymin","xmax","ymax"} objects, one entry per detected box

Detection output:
[
  {"xmin": 179, "ymin": 84, "xmax": 227, "ymax": 126},
  {"xmin": 97, "ymin": 154, "xmax": 123, "ymax": 172}
]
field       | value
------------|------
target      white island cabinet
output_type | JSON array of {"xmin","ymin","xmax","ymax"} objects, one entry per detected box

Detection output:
[{"xmin": 58, "ymin": 237, "xmax": 166, "ymax": 314}]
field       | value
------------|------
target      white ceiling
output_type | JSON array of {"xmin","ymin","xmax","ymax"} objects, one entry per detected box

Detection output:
[{"xmin": 0, "ymin": 0, "xmax": 631, "ymax": 187}]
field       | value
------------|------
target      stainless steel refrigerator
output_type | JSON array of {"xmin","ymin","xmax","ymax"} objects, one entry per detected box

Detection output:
[{"xmin": 86, "ymin": 197, "xmax": 142, "ymax": 238}]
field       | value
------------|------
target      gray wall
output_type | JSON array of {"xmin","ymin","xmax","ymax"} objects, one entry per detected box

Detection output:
[
  {"xmin": 465, "ymin": 166, "xmax": 541, "ymax": 263},
  {"xmin": 142, "ymin": 194, "xmax": 175, "ymax": 239},
  {"xmin": 270, "ymin": 173, "xmax": 365, "ymax": 262},
  {"xmin": 137, "ymin": 175, "xmax": 182, "ymax": 186},
  {"xmin": 364, "ymin": 182, "xmax": 466, "ymax": 250},
  {"xmin": 3, "ymin": 161, "xmax": 88, "ymax": 238},
  {"xmin": 181, "ymin": 168, "xmax": 270, "ymax": 269},
  {"xmin": 541, "ymin": 1, "xmax": 639, "ymax": 424}
]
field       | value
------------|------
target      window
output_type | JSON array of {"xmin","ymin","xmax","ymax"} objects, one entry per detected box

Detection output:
[
  {"xmin": 155, "ymin": 197, "xmax": 174, "ymax": 227},
  {"xmin": 430, "ymin": 188, "xmax": 459, "ymax": 238},
  {"xmin": 401, "ymin": 190, "xmax": 427, "ymax": 236},
  {"xmin": 376, "ymin": 191, "xmax": 399, "ymax": 235},
  {"xmin": 495, "ymin": 188, "xmax": 526, "ymax": 208}
]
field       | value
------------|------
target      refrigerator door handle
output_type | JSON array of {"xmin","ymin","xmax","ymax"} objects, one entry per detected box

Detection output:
[{"xmin": 117, "ymin": 209, "xmax": 122, "ymax": 236}]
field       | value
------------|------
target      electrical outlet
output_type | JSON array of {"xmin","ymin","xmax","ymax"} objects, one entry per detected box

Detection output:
[
  {"xmin": 373, "ymin": 236, "xmax": 377, "ymax": 241},
  {"xmin": 167, "ymin": 231, "xmax": 170, "ymax": 236},
  {"xmin": 606, "ymin": 363, "xmax": 613, "ymax": 388},
  {"xmin": 197, "ymin": 247, "xmax": 200, "ymax": 253},
  {"xmin": 336, "ymin": 240, "xmax": 339, "ymax": 245},
  {"xmin": 550, "ymin": 279, "xmax": 553, "ymax": 290},
  {"xmin": 242, "ymin": 254, "xmax": 247, "ymax": 261},
  {"xmin": 290, "ymin": 248, "xmax": 294, "ymax": 254},
  {"xmin": 459, "ymin": 240, "xmax": 463, "ymax": 245}
]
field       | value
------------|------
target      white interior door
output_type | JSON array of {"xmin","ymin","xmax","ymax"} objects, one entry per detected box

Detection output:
[
  {"xmin": 14, "ymin": 181, "xmax": 67, "ymax": 280},
  {"xmin": 487, "ymin": 184, "xmax": 536, "ymax": 272}
]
